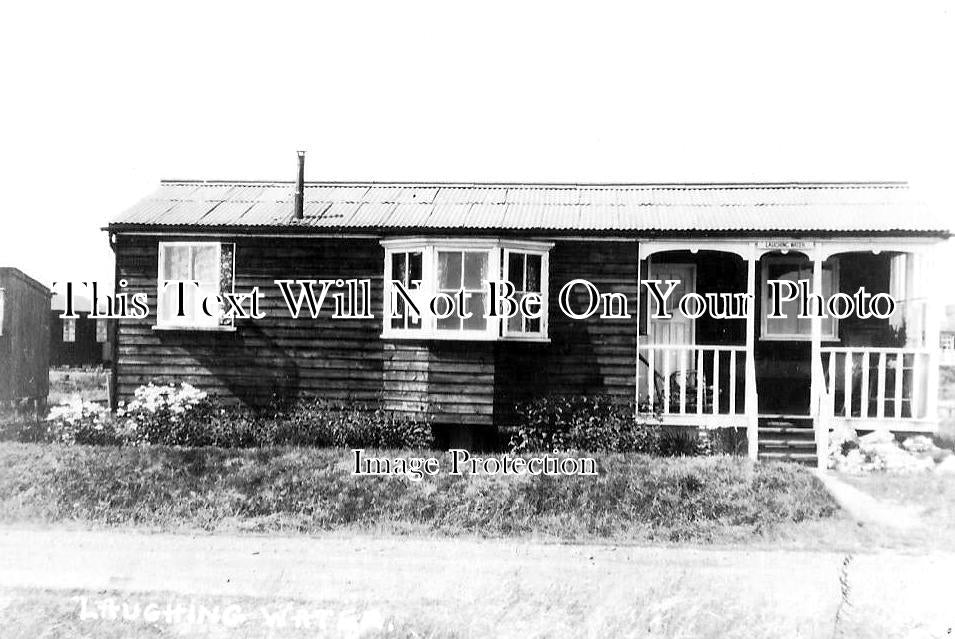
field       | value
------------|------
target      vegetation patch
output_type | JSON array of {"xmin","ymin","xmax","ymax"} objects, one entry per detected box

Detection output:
[{"xmin": 0, "ymin": 443, "xmax": 837, "ymax": 543}]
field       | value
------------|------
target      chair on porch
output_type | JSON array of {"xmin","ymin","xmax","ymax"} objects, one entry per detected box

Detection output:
[{"xmin": 648, "ymin": 369, "xmax": 714, "ymax": 414}]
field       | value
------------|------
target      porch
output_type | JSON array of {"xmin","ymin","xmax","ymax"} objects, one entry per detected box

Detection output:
[{"xmin": 635, "ymin": 239, "xmax": 943, "ymax": 467}]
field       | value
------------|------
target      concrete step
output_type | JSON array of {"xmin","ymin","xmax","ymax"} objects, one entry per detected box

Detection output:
[
  {"xmin": 758, "ymin": 427, "xmax": 815, "ymax": 437},
  {"xmin": 759, "ymin": 439, "xmax": 816, "ymax": 450},
  {"xmin": 758, "ymin": 451, "xmax": 818, "ymax": 465},
  {"xmin": 757, "ymin": 417, "xmax": 818, "ymax": 464}
]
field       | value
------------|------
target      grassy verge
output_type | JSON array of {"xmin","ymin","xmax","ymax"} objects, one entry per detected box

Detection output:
[
  {"xmin": 0, "ymin": 443, "xmax": 837, "ymax": 543},
  {"xmin": 840, "ymin": 472, "xmax": 955, "ymax": 547}
]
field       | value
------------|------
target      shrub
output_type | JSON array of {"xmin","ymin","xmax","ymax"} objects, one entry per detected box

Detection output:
[
  {"xmin": 111, "ymin": 384, "xmax": 434, "ymax": 450},
  {"xmin": 271, "ymin": 397, "xmax": 434, "ymax": 449},
  {"xmin": 45, "ymin": 400, "xmax": 119, "ymax": 446},
  {"xmin": 658, "ymin": 429, "xmax": 704, "ymax": 457},
  {"xmin": 509, "ymin": 395, "xmax": 661, "ymax": 454}
]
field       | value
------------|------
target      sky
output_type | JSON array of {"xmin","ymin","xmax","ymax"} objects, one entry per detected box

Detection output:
[{"xmin": 1, "ymin": 1, "xmax": 952, "ymax": 294}]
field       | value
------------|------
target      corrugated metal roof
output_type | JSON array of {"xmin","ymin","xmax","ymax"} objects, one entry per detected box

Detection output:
[{"xmin": 109, "ymin": 181, "xmax": 951, "ymax": 234}]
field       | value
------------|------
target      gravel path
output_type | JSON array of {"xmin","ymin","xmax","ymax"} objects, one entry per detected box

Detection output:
[{"xmin": 0, "ymin": 526, "xmax": 951, "ymax": 637}]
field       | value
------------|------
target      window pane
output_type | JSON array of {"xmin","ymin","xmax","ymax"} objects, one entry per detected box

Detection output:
[
  {"xmin": 525, "ymin": 254, "xmax": 541, "ymax": 292},
  {"xmin": 409, "ymin": 251, "xmax": 422, "ymax": 283},
  {"xmin": 437, "ymin": 313, "xmax": 460, "ymax": 331},
  {"xmin": 463, "ymin": 252, "xmax": 487, "ymax": 290},
  {"xmin": 438, "ymin": 251, "xmax": 462, "ymax": 290},
  {"xmin": 63, "ymin": 319, "xmax": 76, "ymax": 342},
  {"xmin": 197, "ymin": 282, "xmax": 220, "ymax": 323},
  {"xmin": 192, "ymin": 245, "xmax": 218, "ymax": 282},
  {"xmin": 392, "ymin": 252, "xmax": 407, "ymax": 285},
  {"xmin": 96, "ymin": 319, "xmax": 107, "ymax": 343},
  {"xmin": 507, "ymin": 306, "xmax": 523, "ymax": 333},
  {"xmin": 507, "ymin": 253, "xmax": 524, "ymax": 290},
  {"xmin": 391, "ymin": 296, "xmax": 405, "ymax": 330},
  {"xmin": 527, "ymin": 316, "xmax": 541, "ymax": 333},
  {"xmin": 463, "ymin": 292, "xmax": 487, "ymax": 331},
  {"xmin": 163, "ymin": 246, "xmax": 190, "ymax": 280}
]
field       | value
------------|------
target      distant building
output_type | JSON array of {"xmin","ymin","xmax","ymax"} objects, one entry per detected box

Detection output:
[
  {"xmin": 941, "ymin": 305, "xmax": 955, "ymax": 367},
  {"xmin": 0, "ymin": 267, "xmax": 50, "ymax": 408},
  {"xmin": 50, "ymin": 292, "xmax": 112, "ymax": 368}
]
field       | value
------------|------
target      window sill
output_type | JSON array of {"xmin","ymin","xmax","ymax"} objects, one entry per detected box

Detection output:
[
  {"xmin": 152, "ymin": 325, "xmax": 237, "ymax": 333},
  {"xmin": 380, "ymin": 332, "xmax": 550, "ymax": 343}
]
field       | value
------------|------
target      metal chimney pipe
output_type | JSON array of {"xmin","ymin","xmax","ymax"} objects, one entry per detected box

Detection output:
[{"xmin": 294, "ymin": 150, "xmax": 305, "ymax": 219}]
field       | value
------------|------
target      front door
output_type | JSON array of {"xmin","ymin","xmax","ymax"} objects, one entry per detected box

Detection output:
[
  {"xmin": 647, "ymin": 263, "xmax": 696, "ymax": 381},
  {"xmin": 647, "ymin": 263, "xmax": 696, "ymax": 347}
]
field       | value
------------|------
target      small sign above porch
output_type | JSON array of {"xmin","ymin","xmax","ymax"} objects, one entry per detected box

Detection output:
[{"xmin": 756, "ymin": 240, "xmax": 816, "ymax": 251}]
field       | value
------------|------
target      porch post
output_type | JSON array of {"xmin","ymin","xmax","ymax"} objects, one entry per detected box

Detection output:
[
  {"xmin": 635, "ymin": 244, "xmax": 641, "ymax": 411},
  {"xmin": 923, "ymin": 247, "xmax": 941, "ymax": 427},
  {"xmin": 809, "ymin": 251, "xmax": 826, "ymax": 469},
  {"xmin": 745, "ymin": 250, "xmax": 758, "ymax": 460}
]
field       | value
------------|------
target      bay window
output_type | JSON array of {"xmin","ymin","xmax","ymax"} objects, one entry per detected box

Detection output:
[{"xmin": 382, "ymin": 239, "xmax": 551, "ymax": 341}]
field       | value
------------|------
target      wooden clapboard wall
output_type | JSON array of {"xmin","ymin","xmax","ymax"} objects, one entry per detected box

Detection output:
[
  {"xmin": 113, "ymin": 235, "xmax": 638, "ymax": 428},
  {"xmin": 493, "ymin": 240, "xmax": 640, "ymax": 424},
  {"xmin": 0, "ymin": 268, "xmax": 50, "ymax": 404},
  {"xmin": 114, "ymin": 236, "xmax": 385, "ymax": 406}
]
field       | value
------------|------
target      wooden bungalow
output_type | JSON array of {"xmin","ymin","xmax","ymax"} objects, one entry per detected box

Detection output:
[
  {"xmin": 0, "ymin": 267, "xmax": 50, "ymax": 409},
  {"xmin": 106, "ymin": 164, "xmax": 951, "ymax": 465}
]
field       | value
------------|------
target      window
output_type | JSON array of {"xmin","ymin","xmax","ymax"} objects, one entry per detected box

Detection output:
[
  {"xmin": 382, "ymin": 239, "xmax": 552, "ymax": 341},
  {"xmin": 761, "ymin": 257, "xmax": 838, "ymax": 341},
  {"xmin": 0, "ymin": 288, "xmax": 4, "ymax": 336},
  {"xmin": 389, "ymin": 249, "xmax": 423, "ymax": 331},
  {"xmin": 504, "ymin": 248, "xmax": 547, "ymax": 338},
  {"xmin": 96, "ymin": 319, "xmax": 108, "ymax": 343},
  {"xmin": 63, "ymin": 318, "xmax": 76, "ymax": 342},
  {"xmin": 157, "ymin": 242, "xmax": 235, "ymax": 329},
  {"xmin": 436, "ymin": 249, "xmax": 490, "ymax": 333}
]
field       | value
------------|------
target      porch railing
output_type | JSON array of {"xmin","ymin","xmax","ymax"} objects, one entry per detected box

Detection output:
[
  {"xmin": 638, "ymin": 344, "xmax": 748, "ymax": 417},
  {"xmin": 820, "ymin": 347, "xmax": 931, "ymax": 421}
]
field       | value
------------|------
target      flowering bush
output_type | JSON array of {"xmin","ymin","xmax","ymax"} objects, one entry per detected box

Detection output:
[
  {"xmin": 46, "ymin": 399, "xmax": 118, "ymax": 445},
  {"xmin": 118, "ymin": 383, "xmax": 218, "ymax": 446}
]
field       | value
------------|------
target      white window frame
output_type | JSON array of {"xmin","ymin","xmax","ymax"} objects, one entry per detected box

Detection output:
[
  {"xmin": 156, "ymin": 241, "xmax": 229, "ymax": 331},
  {"xmin": 760, "ymin": 256, "xmax": 839, "ymax": 342},
  {"xmin": 381, "ymin": 238, "xmax": 552, "ymax": 342},
  {"xmin": 501, "ymin": 246, "xmax": 550, "ymax": 341}
]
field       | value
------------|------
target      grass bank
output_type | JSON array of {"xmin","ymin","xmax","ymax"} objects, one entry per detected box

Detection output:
[{"xmin": 0, "ymin": 443, "xmax": 837, "ymax": 543}]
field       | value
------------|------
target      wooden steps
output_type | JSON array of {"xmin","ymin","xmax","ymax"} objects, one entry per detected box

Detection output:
[{"xmin": 757, "ymin": 417, "xmax": 817, "ymax": 465}]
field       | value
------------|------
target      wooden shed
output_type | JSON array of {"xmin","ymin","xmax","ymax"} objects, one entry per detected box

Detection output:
[{"xmin": 0, "ymin": 268, "xmax": 50, "ymax": 408}]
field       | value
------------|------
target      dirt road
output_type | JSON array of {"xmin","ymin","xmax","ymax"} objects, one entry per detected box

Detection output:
[{"xmin": 0, "ymin": 526, "xmax": 951, "ymax": 637}]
